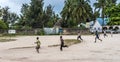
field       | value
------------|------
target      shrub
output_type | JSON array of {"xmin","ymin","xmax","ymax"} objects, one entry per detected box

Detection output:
[{"xmin": 0, "ymin": 20, "xmax": 8, "ymax": 29}]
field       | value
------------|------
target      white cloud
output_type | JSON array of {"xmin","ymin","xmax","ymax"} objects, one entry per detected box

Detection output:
[
  {"xmin": 0, "ymin": 0, "xmax": 30, "ymax": 14},
  {"xmin": 44, "ymin": 0, "xmax": 65, "ymax": 14},
  {"xmin": 1, "ymin": 0, "xmax": 119, "ymax": 16},
  {"xmin": 0, "ymin": 0, "xmax": 64, "ymax": 15}
]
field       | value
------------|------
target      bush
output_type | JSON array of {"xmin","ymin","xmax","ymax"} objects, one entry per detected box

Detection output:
[
  {"xmin": 0, "ymin": 20, "xmax": 8, "ymax": 29},
  {"xmin": 102, "ymin": 27, "xmax": 107, "ymax": 30},
  {"xmin": 109, "ymin": 26, "xmax": 113, "ymax": 30},
  {"xmin": 36, "ymin": 29, "xmax": 45, "ymax": 35},
  {"xmin": 114, "ymin": 26, "xmax": 119, "ymax": 31}
]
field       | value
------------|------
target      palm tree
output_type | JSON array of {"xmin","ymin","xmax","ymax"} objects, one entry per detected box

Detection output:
[
  {"xmin": 61, "ymin": 0, "xmax": 92, "ymax": 27},
  {"xmin": 2, "ymin": 6, "xmax": 10, "ymax": 24},
  {"xmin": 72, "ymin": 0, "xmax": 91, "ymax": 23},
  {"xmin": 61, "ymin": 0, "xmax": 73, "ymax": 27},
  {"xmin": 94, "ymin": 0, "xmax": 107, "ymax": 26},
  {"xmin": 94, "ymin": 0, "xmax": 117, "ymax": 26}
]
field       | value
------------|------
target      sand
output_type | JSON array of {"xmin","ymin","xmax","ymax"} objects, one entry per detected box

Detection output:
[{"xmin": 0, "ymin": 34, "xmax": 120, "ymax": 62}]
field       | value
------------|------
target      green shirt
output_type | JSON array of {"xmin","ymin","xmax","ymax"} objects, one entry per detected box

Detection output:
[{"xmin": 36, "ymin": 40, "xmax": 41, "ymax": 46}]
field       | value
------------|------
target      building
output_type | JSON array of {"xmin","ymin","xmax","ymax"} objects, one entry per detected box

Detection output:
[{"xmin": 90, "ymin": 18, "xmax": 109, "ymax": 32}]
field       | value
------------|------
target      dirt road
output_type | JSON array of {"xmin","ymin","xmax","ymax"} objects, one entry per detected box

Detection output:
[{"xmin": 0, "ymin": 34, "xmax": 120, "ymax": 62}]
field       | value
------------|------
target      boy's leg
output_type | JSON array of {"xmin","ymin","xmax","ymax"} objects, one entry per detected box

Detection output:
[
  {"xmin": 98, "ymin": 38, "xmax": 102, "ymax": 42},
  {"xmin": 36, "ymin": 49, "xmax": 39, "ymax": 53},
  {"xmin": 63, "ymin": 45, "xmax": 68, "ymax": 47},
  {"xmin": 60, "ymin": 45, "xmax": 63, "ymax": 51},
  {"xmin": 104, "ymin": 34, "xmax": 105, "ymax": 38},
  {"xmin": 95, "ymin": 37, "xmax": 97, "ymax": 43},
  {"xmin": 36, "ymin": 46, "xmax": 40, "ymax": 53},
  {"xmin": 80, "ymin": 36, "xmax": 83, "ymax": 41},
  {"xmin": 77, "ymin": 36, "xmax": 79, "ymax": 40}
]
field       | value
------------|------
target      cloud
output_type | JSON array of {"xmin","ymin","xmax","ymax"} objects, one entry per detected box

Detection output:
[
  {"xmin": 1, "ymin": 0, "xmax": 119, "ymax": 16},
  {"xmin": 0, "ymin": 0, "xmax": 64, "ymax": 15},
  {"xmin": 0, "ymin": 0, "xmax": 30, "ymax": 14},
  {"xmin": 44, "ymin": 0, "xmax": 65, "ymax": 14}
]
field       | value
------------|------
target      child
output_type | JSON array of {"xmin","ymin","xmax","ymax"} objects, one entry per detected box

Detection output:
[
  {"xmin": 110, "ymin": 30, "xmax": 113, "ymax": 37},
  {"xmin": 103, "ymin": 30, "xmax": 108, "ymax": 38},
  {"xmin": 60, "ymin": 36, "xmax": 68, "ymax": 51},
  {"xmin": 77, "ymin": 31, "xmax": 83, "ymax": 41},
  {"xmin": 95, "ymin": 31, "xmax": 102, "ymax": 43},
  {"xmin": 35, "ymin": 37, "xmax": 41, "ymax": 53}
]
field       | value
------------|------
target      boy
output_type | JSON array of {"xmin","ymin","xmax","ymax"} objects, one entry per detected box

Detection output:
[
  {"xmin": 103, "ymin": 30, "xmax": 108, "ymax": 38},
  {"xmin": 60, "ymin": 36, "xmax": 68, "ymax": 51},
  {"xmin": 35, "ymin": 37, "xmax": 41, "ymax": 53},
  {"xmin": 95, "ymin": 31, "xmax": 102, "ymax": 43},
  {"xmin": 77, "ymin": 31, "xmax": 83, "ymax": 41},
  {"xmin": 110, "ymin": 30, "xmax": 113, "ymax": 37}
]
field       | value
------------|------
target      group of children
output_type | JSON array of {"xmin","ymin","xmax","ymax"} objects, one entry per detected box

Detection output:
[
  {"xmin": 35, "ymin": 30, "xmax": 112, "ymax": 53},
  {"xmin": 35, "ymin": 36, "xmax": 68, "ymax": 53}
]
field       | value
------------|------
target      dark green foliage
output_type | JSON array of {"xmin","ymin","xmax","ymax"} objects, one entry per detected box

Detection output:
[
  {"xmin": 106, "ymin": 4, "xmax": 120, "ymax": 25},
  {"xmin": 61, "ymin": 0, "xmax": 93, "ymax": 28},
  {"xmin": 94, "ymin": 0, "xmax": 117, "ymax": 26},
  {"xmin": 18, "ymin": 0, "xmax": 59, "ymax": 29},
  {"xmin": 0, "ymin": 20, "xmax": 8, "ymax": 29}
]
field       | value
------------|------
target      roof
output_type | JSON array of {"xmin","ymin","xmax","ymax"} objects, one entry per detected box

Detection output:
[
  {"xmin": 92, "ymin": 20, "xmax": 102, "ymax": 29},
  {"xmin": 96, "ymin": 18, "xmax": 109, "ymax": 26}
]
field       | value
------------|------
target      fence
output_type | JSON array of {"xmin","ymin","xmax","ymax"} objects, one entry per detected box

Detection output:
[
  {"xmin": 0, "ymin": 28, "xmax": 91, "ymax": 35},
  {"xmin": 62, "ymin": 28, "xmax": 90, "ymax": 35},
  {"xmin": 0, "ymin": 29, "xmax": 43, "ymax": 35}
]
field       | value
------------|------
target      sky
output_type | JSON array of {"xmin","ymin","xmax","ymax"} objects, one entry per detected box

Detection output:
[{"xmin": 0, "ymin": 0, "xmax": 120, "ymax": 15}]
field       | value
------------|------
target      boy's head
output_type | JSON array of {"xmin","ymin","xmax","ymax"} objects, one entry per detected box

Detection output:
[
  {"xmin": 60, "ymin": 36, "xmax": 62, "ymax": 39},
  {"xmin": 37, "ymin": 37, "xmax": 39, "ymax": 40}
]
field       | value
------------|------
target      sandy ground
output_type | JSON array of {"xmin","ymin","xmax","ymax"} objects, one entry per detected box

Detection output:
[{"xmin": 0, "ymin": 34, "xmax": 120, "ymax": 62}]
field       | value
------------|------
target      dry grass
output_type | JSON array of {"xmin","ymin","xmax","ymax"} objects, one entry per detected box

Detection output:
[
  {"xmin": 48, "ymin": 39, "xmax": 81, "ymax": 47},
  {"xmin": 0, "ymin": 39, "xmax": 17, "ymax": 42},
  {"xmin": 64, "ymin": 39, "xmax": 81, "ymax": 46}
]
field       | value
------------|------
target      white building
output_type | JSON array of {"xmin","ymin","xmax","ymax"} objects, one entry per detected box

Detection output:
[{"xmin": 90, "ymin": 20, "xmax": 102, "ymax": 32}]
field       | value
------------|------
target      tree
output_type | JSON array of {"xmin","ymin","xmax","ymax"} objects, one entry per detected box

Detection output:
[
  {"xmin": 8, "ymin": 13, "xmax": 19, "ymax": 28},
  {"xmin": 94, "ymin": 0, "xmax": 117, "ymax": 26},
  {"xmin": 2, "ymin": 6, "xmax": 10, "ymax": 24},
  {"xmin": 19, "ymin": 0, "xmax": 58, "ymax": 29},
  {"xmin": 94, "ymin": 0, "xmax": 107, "ymax": 26},
  {"xmin": 44, "ymin": 4, "xmax": 58, "ymax": 27},
  {"xmin": 92, "ymin": 11, "xmax": 100, "ymax": 21},
  {"xmin": 18, "ymin": 4, "xmax": 30, "ymax": 29},
  {"xmin": 29, "ymin": 0, "xmax": 44, "ymax": 28},
  {"xmin": 0, "ymin": 19, "xmax": 8, "ymax": 29},
  {"xmin": 0, "ymin": 6, "xmax": 2, "ymax": 17},
  {"xmin": 19, "ymin": 0, "xmax": 44, "ymax": 28},
  {"xmin": 0, "ymin": 6, "xmax": 19, "ymax": 29},
  {"xmin": 61, "ymin": 0, "xmax": 92, "ymax": 28},
  {"xmin": 106, "ymin": 4, "xmax": 120, "ymax": 25}
]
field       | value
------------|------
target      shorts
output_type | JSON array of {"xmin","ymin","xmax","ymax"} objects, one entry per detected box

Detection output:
[{"xmin": 36, "ymin": 46, "xmax": 40, "ymax": 49}]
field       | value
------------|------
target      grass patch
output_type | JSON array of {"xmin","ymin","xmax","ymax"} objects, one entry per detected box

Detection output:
[
  {"xmin": 9, "ymin": 46, "xmax": 35, "ymax": 50},
  {"xmin": 48, "ymin": 39, "xmax": 81, "ymax": 47},
  {"xmin": 0, "ymin": 39, "xmax": 17, "ymax": 42},
  {"xmin": 64, "ymin": 39, "xmax": 81, "ymax": 46}
]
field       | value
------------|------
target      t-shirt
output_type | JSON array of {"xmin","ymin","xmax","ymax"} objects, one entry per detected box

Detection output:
[
  {"xmin": 95, "ymin": 31, "xmax": 99, "ymax": 37},
  {"xmin": 60, "ymin": 38, "xmax": 64, "ymax": 45},
  {"xmin": 36, "ymin": 40, "xmax": 41, "ymax": 46}
]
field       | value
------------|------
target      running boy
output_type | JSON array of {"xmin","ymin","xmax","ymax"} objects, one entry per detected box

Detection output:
[
  {"xmin": 77, "ymin": 31, "xmax": 83, "ymax": 41},
  {"xmin": 103, "ymin": 30, "xmax": 108, "ymax": 38},
  {"xmin": 60, "ymin": 36, "xmax": 68, "ymax": 51},
  {"xmin": 35, "ymin": 37, "xmax": 41, "ymax": 53},
  {"xmin": 95, "ymin": 31, "xmax": 102, "ymax": 43}
]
